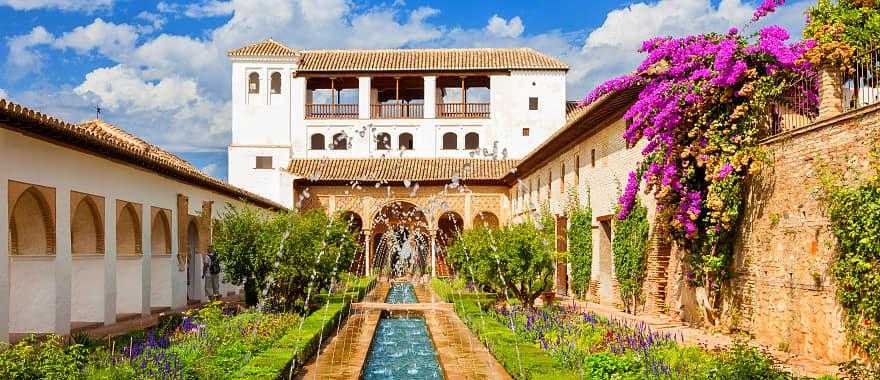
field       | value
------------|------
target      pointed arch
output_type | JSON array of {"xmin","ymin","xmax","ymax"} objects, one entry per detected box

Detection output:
[
  {"xmin": 71, "ymin": 195, "xmax": 104, "ymax": 255},
  {"xmin": 151, "ymin": 208, "xmax": 172, "ymax": 255},
  {"xmin": 473, "ymin": 211, "xmax": 499, "ymax": 230},
  {"xmin": 9, "ymin": 185, "xmax": 55, "ymax": 256},
  {"xmin": 116, "ymin": 202, "xmax": 142, "ymax": 256}
]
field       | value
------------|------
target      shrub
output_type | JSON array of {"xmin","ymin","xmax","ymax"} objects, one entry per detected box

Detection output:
[
  {"xmin": 612, "ymin": 199, "xmax": 650, "ymax": 313},
  {"xmin": 0, "ymin": 335, "xmax": 86, "ymax": 380},
  {"xmin": 707, "ymin": 340, "xmax": 791, "ymax": 380},
  {"xmin": 568, "ymin": 204, "xmax": 593, "ymax": 298}
]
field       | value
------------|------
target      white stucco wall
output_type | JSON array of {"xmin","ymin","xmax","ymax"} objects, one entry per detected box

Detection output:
[
  {"xmin": 150, "ymin": 256, "xmax": 172, "ymax": 307},
  {"xmin": 0, "ymin": 127, "xmax": 251, "ymax": 340}
]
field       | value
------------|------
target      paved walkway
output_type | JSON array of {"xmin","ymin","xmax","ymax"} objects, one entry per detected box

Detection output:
[{"xmin": 558, "ymin": 297, "xmax": 839, "ymax": 378}]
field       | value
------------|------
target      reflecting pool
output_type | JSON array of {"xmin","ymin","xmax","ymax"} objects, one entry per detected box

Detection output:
[
  {"xmin": 385, "ymin": 282, "xmax": 418, "ymax": 304},
  {"xmin": 362, "ymin": 316, "xmax": 443, "ymax": 379}
]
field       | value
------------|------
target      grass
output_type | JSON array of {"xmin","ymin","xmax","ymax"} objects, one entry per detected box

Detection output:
[
  {"xmin": 233, "ymin": 276, "xmax": 375, "ymax": 379},
  {"xmin": 431, "ymin": 278, "xmax": 581, "ymax": 380}
]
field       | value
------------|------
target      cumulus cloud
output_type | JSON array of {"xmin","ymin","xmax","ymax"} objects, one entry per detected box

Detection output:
[
  {"xmin": 136, "ymin": 11, "xmax": 166, "ymax": 32},
  {"xmin": 0, "ymin": 0, "xmax": 112, "ymax": 11},
  {"xmin": 486, "ymin": 15, "xmax": 524, "ymax": 38},
  {"xmin": 53, "ymin": 19, "xmax": 140, "ymax": 59},
  {"xmin": 5, "ymin": 26, "xmax": 55, "ymax": 76},
  {"xmin": 157, "ymin": 0, "xmax": 233, "ymax": 18}
]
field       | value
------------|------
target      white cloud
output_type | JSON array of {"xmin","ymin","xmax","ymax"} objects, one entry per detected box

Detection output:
[
  {"xmin": 5, "ymin": 26, "xmax": 55, "ymax": 76},
  {"xmin": 201, "ymin": 163, "xmax": 219, "ymax": 176},
  {"xmin": 0, "ymin": 0, "xmax": 112, "ymax": 11},
  {"xmin": 158, "ymin": 1, "xmax": 233, "ymax": 18},
  {"xmin": 75, "ymin": 65, "xmax": 199, "ymax": 112},
  {"xmin": 486, "ymin": 15, "xmax": 524, "ymax": 38},
  {"xmin": 0, "ymin": 88, "xmax": 8, "ymax": 99},
  {"xmin": 53, "ymin": 19, "xmax": 140, "ymax": 59},
  {"xmin": 136, "ymin": 11, "xmax": 166, "ymax": 32}
]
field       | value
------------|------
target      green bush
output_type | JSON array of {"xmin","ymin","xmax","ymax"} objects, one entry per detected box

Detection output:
[
  {"xmin": 581, "ymin": 352, "xmax": 641, "ymax": 380},
  {"xmin": 568, "ymin": 205, "xmax": 593, "ymax": 298},
  {"xmin": 612, "ymin": 199, "xmax": 649, "ymax": 313},
  {"xmin": 707, "ymin": 340, "xmax": 791, "ymax": 380},
  {"xmin": 0, "ymin": 335, "xmax": 86, "ymax": 380}
]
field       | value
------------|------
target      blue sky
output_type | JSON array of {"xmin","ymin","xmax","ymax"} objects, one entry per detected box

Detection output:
[{"xmin": 0, "ymin": 0, "xmax": 812, "ymax": 180}]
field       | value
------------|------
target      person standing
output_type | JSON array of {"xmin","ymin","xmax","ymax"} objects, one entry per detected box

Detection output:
[{"xmin": 203, "ymin": 246, "xmax": 221, "ymax": 300}]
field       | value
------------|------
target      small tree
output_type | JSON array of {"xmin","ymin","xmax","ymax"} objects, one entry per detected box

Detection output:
[
  {"xmin": 212, "ymin": 203, "xmax": 272, "ymax": 306},
  {"xmin": 448, "ymin": 222, "xmax": 554, "ymax": 306},
  {"xmin": 612, "ymin": 199, "xmax": 650, "ymax": 314}
]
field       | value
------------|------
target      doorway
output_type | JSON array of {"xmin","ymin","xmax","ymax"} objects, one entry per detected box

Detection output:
[{"xmin": 186, "ymin": 220, "xmax": 202, "ymax": 302}]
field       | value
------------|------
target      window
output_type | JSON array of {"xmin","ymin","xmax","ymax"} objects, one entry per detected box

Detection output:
[
  {"xmin": 529, "ymin": 97, "xmax": 539, "ymax": 110},
  {"xmin": 248, "ymin": 72, "xmax": 260, "ymax": 94},
  {"xmin": 332, "ymin": 133, "xmax": 348, "ymax": 150},
  {"xmin": 310, "ymin": 134, "xmax": 325, "ymax": 150},
  {"xmin": 270, "ymin": 72, "xmax": 281, "ymax": 94},
  {"xmin": 376, "ymin": 132, "xmax": 391, "ymax": 150},
  {"xmin": 399, "ymin": 133, "xmax": 414, "ymax": 150},
  {"xmin": 464, "ymin": 132, "xmax": 479, "ymax": 150},
  {"xmin": 522, "ymin": 128, "xmax": 530, "ymax": 136},
  {"xmin": 442, "ymin": 132, "xmax": 458, "ymax": 150},
  {"xmin": 255, "ymin": 156, "xmax": 273, "ymax": 169}
]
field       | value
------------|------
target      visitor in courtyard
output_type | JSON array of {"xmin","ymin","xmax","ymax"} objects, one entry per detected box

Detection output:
[{"xmin": 203, "ymin": 246, "xmax": 222, "ymax": 300}]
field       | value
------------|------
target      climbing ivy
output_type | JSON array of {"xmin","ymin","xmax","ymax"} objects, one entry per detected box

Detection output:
[
  {"xmin": 568, "ymin": 188, "xmax": 593, "ymax": 298},
  {"xmin": 818, "ymin": 139, "xmax": 880, "ymax": 361},
  {"xmin": 612, "ymin": 199, "xmax": 650, "ymax": 314}
]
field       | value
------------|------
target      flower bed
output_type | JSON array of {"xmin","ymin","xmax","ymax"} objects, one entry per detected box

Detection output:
[{"xmin": 233, "ymin": 276, "xmax": 375, "ymax": 379}]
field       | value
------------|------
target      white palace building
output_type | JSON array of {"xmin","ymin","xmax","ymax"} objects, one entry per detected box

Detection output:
[{"xmin": 226, "ymin": 39, "xmax": 569, "ymax": 206}]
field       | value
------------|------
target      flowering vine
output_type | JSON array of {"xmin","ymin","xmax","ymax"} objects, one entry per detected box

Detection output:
[{"xmin": 580, "ymin": 9, "xmax": 815, "ymax": 314}]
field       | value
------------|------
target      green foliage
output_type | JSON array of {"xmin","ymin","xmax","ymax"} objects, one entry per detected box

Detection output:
[
  {"xmin": 0, "ymin": 335, "xmax": 86, "ymax": 380},
  {"xmin": 213, "ymin": 203, "xmax": 358, "ymax": 310},
  {"xmin": 804, "ymin": 0, "xmax": 880, "ymax": 69},
  {"xmin": 581, "ymin": 352, "xmax": 641, "ymax": 380},
  {"xmin": 818, "ymin": 142, "xmax": 880, "ymax": 360},
  {"xmin": 568, "ymin": 199, "xmax": 593, "ymax": 298},
  {"xmin": 612, "ymin": 199, "xmax": 650, "ymax": 313},
  {"xmin": 706, "ymin": 340, "xmax": 792, "ymax": 380},
  {"xmin": 447, "ymin": 222, "xmax": 554, "ymax": 306},
  {"xmin": 234, "ymin": 276, "xmax": 375, "ymax": 380}
]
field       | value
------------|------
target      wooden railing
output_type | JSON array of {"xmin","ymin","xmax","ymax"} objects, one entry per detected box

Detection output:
[
  {"xmin": 305, "ymin": 103, "xmax": 359, "ymax": 119},
  {"xmin": 437, "ymin": 103, "xmax": 490, "ymax": 119},
  {"xmin": 371, "ymin": 103, "xmax": 423, "ymax": 119}
]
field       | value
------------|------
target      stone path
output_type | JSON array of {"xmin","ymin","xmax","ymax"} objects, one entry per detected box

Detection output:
[
  {"xmin": 297, "ymin": 281, "xmax": 511, "ymax": 380},
  {"xmin": 559, "ymin": 298, "xmax": 839, "ymax": 378}
]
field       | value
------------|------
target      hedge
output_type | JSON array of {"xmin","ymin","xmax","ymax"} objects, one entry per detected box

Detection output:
[
  {"xmin": 431, "ymin": 279, "xmax": 580, "ymax": 380},
  {"xmin": 233, "ymin": 277, "xmax": 375, "ymax": 380}
]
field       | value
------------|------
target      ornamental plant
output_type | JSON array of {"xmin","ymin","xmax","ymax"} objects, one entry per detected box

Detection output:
[
  {"xmin": 612, "ymin": 199, "xmax": 650, "ymax": 314},
  {"xmin": 580, "ymin": 3, "xmax": 815, "ymax": 320},
  {"xmin": 804, "ymin": 0, "xmax": 880, "ymax": 70},
  {"xmin": 568, "ymin": 192, "xmax": 593, "ymax": 298}
]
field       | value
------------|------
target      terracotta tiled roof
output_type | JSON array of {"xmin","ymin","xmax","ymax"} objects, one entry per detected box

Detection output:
[
  {"xmin": 227, "ymin": 38, "xmax": 298, "ymax": 58},
  {"xmin": 0, "ymin": 98, "xmax": 283, "ymax": 210},
  {"xmin": 566, "ymin": 100, "xmax": 584, "ymax": 119},
  {"xmin": 288, "ymin": 158, "xmax": 518, "ymax": 183},
  {"xmin": 297, "ymin": 48, "xmax": 568, "ymax": 72}
]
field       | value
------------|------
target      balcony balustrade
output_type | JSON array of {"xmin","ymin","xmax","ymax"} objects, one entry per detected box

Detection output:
[
  {"xmin": 436, "ymin": 103, "xmax": 491, "ymax": 119},
  {"xmin": 305, "ymin": 103, "xmax": 359, "ymax": 119},
  {"xmin": 371, "ymin": 103, "xmax": 424, "ymax": 119}
]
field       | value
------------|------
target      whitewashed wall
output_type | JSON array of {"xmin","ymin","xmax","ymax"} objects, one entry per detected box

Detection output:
[{"xmin": 0, "ymin": 127, "xmax": 253, "ymax": 341}]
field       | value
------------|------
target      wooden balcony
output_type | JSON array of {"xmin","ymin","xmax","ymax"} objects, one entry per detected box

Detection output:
[
  {"xmin": 437, "ymin": 103, "xmax": 490, "ymax": 119},
  {"xmin": 305, "ymin": 103, "xmax": 358, "ymax": 119},
  {"xmin": 371, "ymin": 103, "xmax": 423, "ymax": 119}
]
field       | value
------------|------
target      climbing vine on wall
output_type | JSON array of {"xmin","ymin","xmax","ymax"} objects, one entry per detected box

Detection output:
[
  {"xmin": 579, "ymin": 1, "xmax": 815, "ymax": 320},
  {"xmin": 818, "ymin": 140, "xmax": 880, "ymax": 361},
  {"xmin": 568, "ymin": 188, "xmax": 593, "ymax": 298},
  {"xmin": 804, "ymin": 0, "xmax": 880, "ymax": 71},
  {"xmin": 612, "ymin": 199, "xmax": 650, "ymax": 314}
]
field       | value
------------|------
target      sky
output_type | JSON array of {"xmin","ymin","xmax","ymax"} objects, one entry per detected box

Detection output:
[{"xmin": 0, "ymin": 0, "xmax": 814, "ymax": 180}]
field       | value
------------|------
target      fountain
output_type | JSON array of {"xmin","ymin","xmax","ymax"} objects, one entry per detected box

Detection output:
[{"xmin": 361, "ymin": 312, "xmax": 443, "ymax": 379}]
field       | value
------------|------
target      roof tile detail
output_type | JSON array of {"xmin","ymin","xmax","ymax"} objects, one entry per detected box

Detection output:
[
  {"xmin": 288, "ymin": 158, "xmax": 518, "ymax": 182},
  {"xmin": 227, "ymin": 38, "xmax": 298, "ymax": 58},
  {"xmin": 297, "ymin": 48, "xmax": 568, "ymax": 72}
]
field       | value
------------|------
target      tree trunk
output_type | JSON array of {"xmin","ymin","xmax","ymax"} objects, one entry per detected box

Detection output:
[{"xmin": 244, "ymin": 277, "xmax": 259, "ymax": 307}]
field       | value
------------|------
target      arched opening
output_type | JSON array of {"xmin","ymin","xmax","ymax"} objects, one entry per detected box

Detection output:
[
  {"xmin": 375, "ymin": 132, "xmax": 391, "ymax": 150},
  {"xmin": 116, "ymin": 202, "xmax": 142, "ymax": 317},
  {"xmin": 310, "ymin": 134, "xmax": 326, "ymax": 150},
  {"xmin": 9, "ymin": 187, "xmax": 54, "ymax": 256},
  {"xmin": 442, "ymin": 132, "xmax": 457, "ymax": 150},
  {"xmin": 187, "ymin": 220, "xmax": 203, "ymax": 302},
  {"xmin": 9, "ymin": 184, "xmax": 56, "ymax": 333},
  {"xmin": 151, "ymin": 209, "xmax": 173, "ymax": 308},
  {"xmin": 116, "ymin": 204, "xmax": 141, "ymax": 256},
  {"xmin": 473, "ymin": 211, "xmax": 499, "ymax": 230},
  {"xmin": 270, "ymin": 72, "xmax": 282, "ymax": 94},
  {"xmin": 465, "ymin": 132, "xmax": 480, "ymax": 150},
  {"xmin": 71, "ymin": 197, "xmax": 103, "ymax": 255},
  {"xmin": 332, "ymin": 133, "xmax": 348, "ymax": 150},
  {"xmin": 435, "ymin": 211, "xmax": 464, "ymax": 277},
  {"xmin": 248, "ymin": 72, "xmax": 260, "ymax": 94},
  {"xmin": 340, "ymin": 211, "xmax": 365, "ymax": 274},
  {"xmin": 399, "ymin": 133, "xmax": 414, "ymax": 150},
  {"xmin": 371, "ymin": 202, "xmax": 429, "ymax": 277}
]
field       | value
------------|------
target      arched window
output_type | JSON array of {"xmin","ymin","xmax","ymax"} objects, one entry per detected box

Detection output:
[
  {"xmin": 310, "ymin": 134, "xmax": 325, "ymax": 150},
  {"xmin": 465, "ymin": 132, "xmax": 479, "ymax": 150},
  {"xmin": 71, "ymin": 197, "xmax": 103, "ymax": 255},
  {"xmin": 332, "ymin": 133, "xmax": 348, "ymax": 150},
  {"xmin": 270, "ymin": 72, "xmax": 282, "ymax": 94},
  {"xmin": 376, "ymin": 132, "xmax": 391, "ymax": 150},
  {"xmin": 399, "ymin": 133, "xmax": 414, "ymax": 150},
  {"xmin": 248, "ymin": 72, "xmax": 260, "ymax": 94},
  {"xmin": 9, "ymin": 187, "xmax": 54, "ymax": 255},
  {"xmin": 116, "ymin": 203, "xmax": 142, "ymax": 256},
  {"xmin": 442, "ymin": 132, "xmax": 457, "ymax": 150},
  {"xmin": 151, "ymin": 211, "xmax": 171, "ymax": 255}
]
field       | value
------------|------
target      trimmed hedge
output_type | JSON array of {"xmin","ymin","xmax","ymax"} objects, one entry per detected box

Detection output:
[
  {"xmin": 431, "ymin": 279, "xmax": 580, "ymax": 380},
  {"xmin": 234, "ymin": 277, "xmax": 375, "ymax": 380}
]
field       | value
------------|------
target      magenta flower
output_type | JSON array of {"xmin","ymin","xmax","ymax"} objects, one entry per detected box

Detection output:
[
  {"xmin": 753, "ymin": 0, "xmax": 785, "ymax": 22},
  {"xmin": 717, "ymin": 163, "xmax": 734, "ymax": 179}
]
